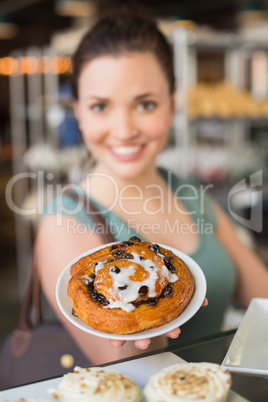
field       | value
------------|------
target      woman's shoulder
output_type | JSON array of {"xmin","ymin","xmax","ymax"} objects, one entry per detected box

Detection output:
[
  {"xmin": 36, "ymin": 210, "xmax": 104, "ymax": 266},
  {"xmin": 43, "ymin": 190, "xmax": 81, "ymax": 216},
  {"xmin": 41, "ymin": 188, "xmax": 99, "ymax": 228}
]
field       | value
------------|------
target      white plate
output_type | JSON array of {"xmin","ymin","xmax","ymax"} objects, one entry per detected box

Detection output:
[
  {"xmin": 222, "ymin": 298, "xmax": 268, "ymax": 377},
  {"xmin": 0, "ymin": 352, "xmax": 246, "ymax": 401},
  {"xmin": 56, "ymin": 242, "xmax": 207, "ymax": 341}
]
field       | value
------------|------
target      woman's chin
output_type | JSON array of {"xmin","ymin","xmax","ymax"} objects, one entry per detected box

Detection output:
[
  {"xmin": 112, "ymin": 166, "xmax": 148, "ymax": 181},
  {"xmin": 94, "ymin": 155, "xmax": 156, "ymax": 181}
]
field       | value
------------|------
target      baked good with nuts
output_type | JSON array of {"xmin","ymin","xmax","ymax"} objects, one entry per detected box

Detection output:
[
  {"xmin": 48, "ymin": 366, "xmax": 142, "ymax": 402},
  {"xmin": 144, "ymin": 362, "xmax": 232, "ymax": 402}
]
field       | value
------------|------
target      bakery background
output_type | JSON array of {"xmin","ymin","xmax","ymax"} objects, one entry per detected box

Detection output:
[{"xmin": 1, "ymin": 0, "xmax": 268, "ymax": 344}]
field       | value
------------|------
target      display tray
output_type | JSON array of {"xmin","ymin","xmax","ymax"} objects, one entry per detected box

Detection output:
[
  {"xmin": 222, "ymin": 298, "xmax": 268, "ymax": 377},
  {"xmin": 1, "ymin": 352, "xmax": 247, "ymax": 401}
]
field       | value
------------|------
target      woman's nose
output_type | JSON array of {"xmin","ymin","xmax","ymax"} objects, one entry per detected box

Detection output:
[{"xmin": 112, "ymin": 110, "xmax": 139, "ymax": 141}]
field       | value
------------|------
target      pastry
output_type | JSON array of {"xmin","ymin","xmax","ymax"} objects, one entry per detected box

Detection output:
[
  {"xmin": 47, "ymin": 366, "xmax": 142, "ymax": 402},
  {"xmin": 67, "ymin": 236, "xmax": 195, "ymax": 334},
  {"xmin": 187, "ymin": 81, "xmax": 263, "ymax": 119},
  {"xmin": 144, "ymin": 362, "xmax": 232, "ymax": 402}
]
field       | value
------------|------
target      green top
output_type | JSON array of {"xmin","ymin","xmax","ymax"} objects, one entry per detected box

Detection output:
[{"xmin": 44, "ymin": 168, "xmax": 236, "ymax": 343}]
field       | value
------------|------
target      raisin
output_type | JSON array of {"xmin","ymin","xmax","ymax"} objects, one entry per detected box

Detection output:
[
  {"xmin": 138, "ymin": 285, "xmax": 148, "ymax": 296},
  {"xmin": 147, "ymin": 297, "xmax": 158, "ymax": 306},
  {"xmin": 72, "ymin": 308, "xmax": 77, "ymax": 316},
  {"xmin": 140, "ymin": 256, "xmax": 145, "ymax": 261},
  {"xmin": 111, "ymin": 266, "xmax": 121, "ymax": 274},
  {"xmin": 162, "ymin": 284, "xmax": 173, "ymax": 298},
  {"xmin": 164, "ymin": 257, "xmax": 176, "ymax": 274},
  {"xmin": 129, "ymin": 236, "xmax": 141, "ymax": 242},
  {"xmin": 88, "ymin": 288, "xmax": 98, "ymax": 302},
  {"xmin": 110, "ymin": 244, "xmax": 120, "ymax": 251},
  {"xmin": 97, "ymin": 294, "xmax": 110, "ymax": 306},
  {"xmin": 121, "ymin": 240, "xmax": 134, "ymax": 246},
  {"xmin": 121, "ymin": 253, "xmax": 134, "ymax": 259},
  {"xmin": 164, "ymin": 256, "xmax": 174, "ymax": 263},
  {"xmin": 111, "ymin": 249, "xmax": 125, "ymax": 257},
  {"xmin": 148, "ymin": 244, "xmax": 160, "ymax": 253},
  {"xmin": 90, "ymin": 273, "xmax": 96, "ymax": 280},
  {"xmin": 118, "ymin": 285, "xmax": 128, "ymax": 290},
  {"xmin": 110, "ymin": 241, "xmax": 134, "ymax": 252},
  {"xmin": 87, "ymin": 281, "xmax": 94, "ymax": 290},
  {"xmin": 132, "ymin": 299, "xmax": 147, "ymax": 307}
]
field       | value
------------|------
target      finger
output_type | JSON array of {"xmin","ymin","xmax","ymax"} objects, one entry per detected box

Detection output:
[
  {"xmin": 165, "ymin": 327, "xmax": 181, "ymax": 339},
  {"xmin": 109, "ymin": 339, "xmax": 126, "ymax": 348},
  {"xmin": 202, "ymin": 297, "xmax": 208, "ymax": 307},
  {"xmin": 134, "ymin": 338, "xmax": 151, "ymax": 350}
]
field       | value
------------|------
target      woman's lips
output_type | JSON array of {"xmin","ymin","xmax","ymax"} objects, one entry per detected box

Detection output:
[{"xmin": 109, "ymin": 144, "xmax": 146, "ymax": 161}]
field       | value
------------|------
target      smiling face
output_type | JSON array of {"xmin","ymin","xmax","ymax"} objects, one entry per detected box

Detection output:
[{"xmin": 74, "ymin": 51, "xmax": 175, "ymax": 181}]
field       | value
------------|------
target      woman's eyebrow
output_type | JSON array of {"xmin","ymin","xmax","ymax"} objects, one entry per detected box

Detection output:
[
  {"xmin": 85, "ymin": 93, "xmax": 158, "ymax": 102},
  {"xmin": 86, "ymin": 95, "xmax": 110, "ymax": 101},
  {"xmin": 135, "ymin": 92, "xmax": 157, "ymax": 100}
]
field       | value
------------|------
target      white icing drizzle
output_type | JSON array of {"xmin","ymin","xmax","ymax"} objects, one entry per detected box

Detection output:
[
  {"xmin": 81, "ymin": 274, "xmax": 93, "ymax": 282},
  {"xmin": 105, "ymin": 252, "xmax": 178, "ymax": 312},
  {"xmin": 169, "ymin": 272, "xmax": 179, "ymax": 283},
  {"xmin": 81, "ymin": 252, "xmax": 179, "ymax": 312},
  {"xmin": 94, "ymin": 261, "xmax": 105, "ymax": 272}
]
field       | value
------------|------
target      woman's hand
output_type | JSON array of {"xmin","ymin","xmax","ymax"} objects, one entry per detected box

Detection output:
[{"xmin": 109, "ymin": 297, "xmax": 208, "ymax": 350}]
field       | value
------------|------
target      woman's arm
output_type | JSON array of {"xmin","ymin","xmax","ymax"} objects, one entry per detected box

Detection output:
[
  {"xmin": 35, "ymin": 214, "xmax": 123, "ymax": 364},
  {"xmin": 35, "ymin": 214, "xmax": 168, "ymax": 359},
  {"xmin": 213, "ymin": 202, "xmax": 268, "ymax": 307}
]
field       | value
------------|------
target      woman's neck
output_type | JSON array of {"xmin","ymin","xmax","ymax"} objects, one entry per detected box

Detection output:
[
  {"xmin": 94, "ymin": 164, "xmax": 163, "ymax": 191},
  {"xmin": 81, "ymin": 163, "xmax": 168, "ymax": 208}
]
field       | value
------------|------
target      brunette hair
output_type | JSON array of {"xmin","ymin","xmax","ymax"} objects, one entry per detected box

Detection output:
[{"xmin": 72, "ymin": 6, "xmax": 175, "ymax": 98}]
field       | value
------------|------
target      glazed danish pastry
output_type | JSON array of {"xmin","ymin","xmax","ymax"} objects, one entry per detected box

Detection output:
[{"xmin": 67, "ymin": 237, "xmax": 195, "ymax": 334}]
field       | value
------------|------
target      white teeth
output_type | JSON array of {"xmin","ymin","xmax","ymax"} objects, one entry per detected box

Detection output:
[{"xmin": 111, "ymin": 145, "xmax": 142, "ymax": 156}]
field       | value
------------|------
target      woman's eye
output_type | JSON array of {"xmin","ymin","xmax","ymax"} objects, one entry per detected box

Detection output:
[
  {"xmin": 137, "ymin": 101, "xmax": 157, "ymax": 112},
  {"xmin": 90, "ymin": 103, "xmax": 107, "ymax": 113}
]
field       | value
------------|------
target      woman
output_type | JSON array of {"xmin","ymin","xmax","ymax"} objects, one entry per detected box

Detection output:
[{"xmin": 36, "ymin": 8, "xmax": 268, "ymax": 365}]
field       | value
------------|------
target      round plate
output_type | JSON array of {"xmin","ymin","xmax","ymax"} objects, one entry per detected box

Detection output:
[{"xmin": 56, "ymin": 243, "xmax": 207, "ymax": 341}]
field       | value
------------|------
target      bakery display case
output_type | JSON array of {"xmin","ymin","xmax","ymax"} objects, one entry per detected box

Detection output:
[{"xmin": 164, "ymin": 25, "xmax": 268, "ymax": 183}]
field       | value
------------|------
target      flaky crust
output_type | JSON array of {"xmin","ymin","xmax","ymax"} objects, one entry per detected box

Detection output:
[{"xmin": 67, "ymin": 238, "xmax": 195, "ymax": 335}]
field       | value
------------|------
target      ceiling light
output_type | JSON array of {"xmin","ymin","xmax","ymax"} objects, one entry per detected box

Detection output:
[{"xmin": 55, "ymin": 0, "xmax": 96, "ymax": 17}]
